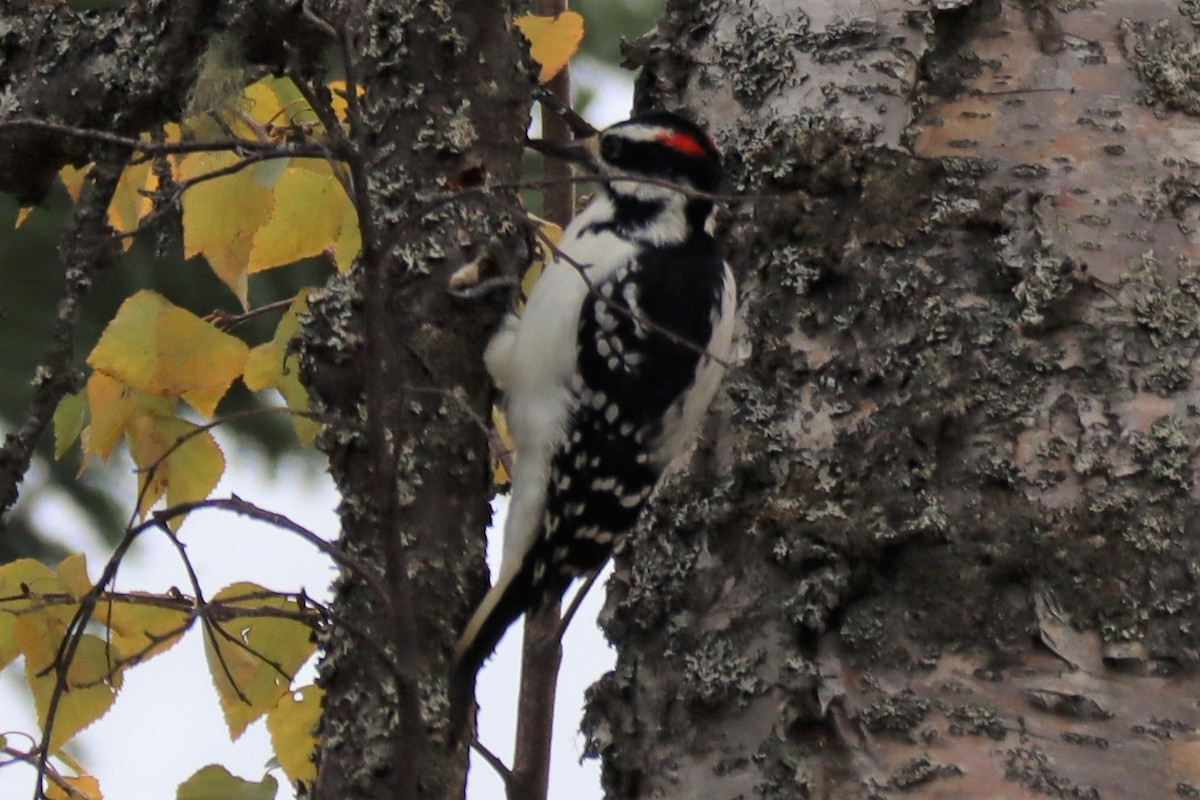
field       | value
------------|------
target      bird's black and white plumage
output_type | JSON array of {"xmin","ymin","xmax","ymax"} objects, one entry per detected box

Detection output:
[{"xmin": 450, "ymin": 111, "xmax": 737, "ymax": 731}]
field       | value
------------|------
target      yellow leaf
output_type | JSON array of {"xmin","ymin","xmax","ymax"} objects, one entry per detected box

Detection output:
[
  {"xmin": 523, "ymin": 220, "xmax": 563, "ymax": 299},
  {"xmin": 87, "ymin": 290, "xmax": 249, "ymax": 418},
  {"xmin": 176, "ymin": 765, "xmax": 277, "ymax": 800},
  {"xmin": 514, "ymin": 11, "xmax": 585, "ymax": 83},
  {"xmin": 200, "ymin": 236, "xmax": 253, "ymax": 310},
  {"xmin": 243, "ymin": 291, "xmax": 320, "ymax": 445},
  {"xmin": 47, "ymin": 775, "xmax": 102, "ymax": 800},
  {"xmin": 267, "ymin": 684, "xmax": 323, "ymax": 785},
  {"xmin": 126, "ymin": 413, "xmax": 225, "ymax": 525},
  {"xmin": 59, "ymin": 164, "xmax": 91, "ymax": 202},
  {"xmin": 243, "ymin": 75, "xmax": 303, "ymax": 128},
  {"xmin": 332, "ymin": 193, "xmax": 361, "ymax": 273},
  {"xmin": 56, "ymin": 554, "xmax": 91, "ymax": 601},
  {"xmin": 328, "ymin": 80, "xmax": 365, "ymax": 124},
  {"xmin": 0, "ymin": 559, "xmax": 64, "ymax": 672},
  {"xmin": 24, "ymin": 632, "xmax": 123, "ymax": 754},
  {"xmin": 107, "ymin": 596, "xmax": 190, "ymax": 666},
  {"xmin": 178, "ymin": 149, "xmax": 273, "ymax": 307},
  {"xmin": 53, "ymin": 390, "xmax": 88, "ymax": 460},
  {"xmin": 492, "ymin": 406, "xmax": 512, "ymax": 486},
  {"xmin": 81, "ymin": 373, "xmax": 173, "ymax": 464},
  {"xmin": 15, "ymin": 206, "xmax": 33, "ymax": 227},
  {"xmin": 247, "ymin": 159, "xmax": 353, "ymax": 273},
  {"xmin": 204, "ymin": 582, "xmax": 317, "ymax": 740},
  {"xmin": 108, "ymin": 158, "xmax": 154, "ymax": 243}
]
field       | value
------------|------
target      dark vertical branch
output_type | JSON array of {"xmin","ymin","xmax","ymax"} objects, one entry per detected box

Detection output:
[
  {"xmin": 305, "ymin": 1, "xmax": 532, "ymax": 798},
  {"xmin": 512, "ymin": 601, "xmax": 563, "ymax": 800},
  {"xmin": 511, "ymin": 2, "xmax": 573, "ymax": 796},
  {"xmin": 0, "ymin": 160, "xmax": 123, "ymax": 524}
]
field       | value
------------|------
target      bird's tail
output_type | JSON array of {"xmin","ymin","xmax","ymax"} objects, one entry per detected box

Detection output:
[{"xmin": 448, "ymin": 560, "xmax": 540, "ymax": 740}]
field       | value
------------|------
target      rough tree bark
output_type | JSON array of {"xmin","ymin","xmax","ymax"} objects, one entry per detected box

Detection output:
[
  {"xmin": 586, "ymin": 1, "xmax": 1200, "ymax": 798},
  {"xmin": 296, "ymin": 3, "xmax": 531, "ymax": 799}
]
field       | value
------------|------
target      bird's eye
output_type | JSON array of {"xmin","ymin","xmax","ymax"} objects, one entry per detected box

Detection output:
[{"xmin": 600, "ymin": 136, "xmax": 622, "ymax": 163}]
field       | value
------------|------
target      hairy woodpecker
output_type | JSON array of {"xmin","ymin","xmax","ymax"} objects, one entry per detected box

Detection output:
[{"xmin": 450, "ymin": 111, "xmax": 737, "ymax": 732}]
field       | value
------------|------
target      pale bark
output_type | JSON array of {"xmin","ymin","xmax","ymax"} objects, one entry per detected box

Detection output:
[{"xmin": 587, "ymin": 2, "xmax": 1200, "ymax": 797}]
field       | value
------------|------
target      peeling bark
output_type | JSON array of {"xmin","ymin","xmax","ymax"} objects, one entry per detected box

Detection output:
[{"xmin": 588, "ymin": 1, "xmax": 1200, "ymax": 797}]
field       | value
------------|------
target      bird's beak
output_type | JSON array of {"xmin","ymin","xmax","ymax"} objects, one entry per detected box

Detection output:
[{"xmin": 528, "ymin": 134, "xmax": 601, "ymax": 168}]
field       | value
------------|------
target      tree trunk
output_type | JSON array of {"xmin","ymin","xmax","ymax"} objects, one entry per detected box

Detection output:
[
  {"xmin": 300, "ymin": 3, "xmax": 530, "ymax": 799},
  {"xmin": 586, "ymin": 1, "xmax": 1200, "ymax": 798}
]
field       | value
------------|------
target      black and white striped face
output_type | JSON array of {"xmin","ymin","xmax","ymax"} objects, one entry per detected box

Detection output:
[{"xmin": 595, "ymin": 112, "xmax": 722, "ymax": 195}]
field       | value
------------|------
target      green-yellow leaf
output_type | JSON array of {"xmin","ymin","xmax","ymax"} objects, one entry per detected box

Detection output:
[
  {"xmin": 0, "ymin": 612, "xmax": 14, "ymax": 672},
  {"xmin": 81, "ymin": 373, "xmax": 173, "ymax": 464},
  {"xmin": 46, "ymin": 774, "xmax": 103, "ymax": 800},
  {"xmin": 514, "ymin": 11, "xmax": 585, "ymax": 83},
  {"xmin": 0, "ymin": 558, "xmax": 58, "ymax": 600},
  {"xmin": 87, "ymin": 290, "xmax": 250, "ymax": 418},
  {"xmin": 203, "ymin": 582, "xmax": 317, "ymax": 740},
  {"xmin": 176, "ymin": 765, "xmax": 277, "ymax": 800},
  {"xmin": 53, "ymin": 390, "xmax": 88, "ymax": 460},
  {"xmin": 8, "ymin": 565, "xmax": 77, "ymax": 704},
  {"xmin": 107, "ymin": 596, "xmax": 191, "ymax": 666},
  {"xmin": 247, "ymin": 159, "xmax": 353, "ymax": 274},
  {"xmin": 56, "ymin": 554, "xmax": 91, "ymax": 601},
  {"xmin": 267, "ymin": 684, "xmax": 323, "ymax": 785},
  {"xmin": 25, "ymin": 633, "xmax": 123, "ymax": 754},
  {"xmin": 242, "ymin": 75, "xmax": 306, "ymax": 128},
  {"xmin": 243, "ymin": 291, "xmax": 320, "ymax": 445},
  {"xmin": 0, "ymin": 559, "xmax": 66, "ymax": 675},
  {"xmin": 126, "ymin": 413, "xmax": 225, "ymax": 525}
]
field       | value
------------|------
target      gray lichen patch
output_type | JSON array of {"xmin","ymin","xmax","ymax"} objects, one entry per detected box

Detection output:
[
  {"xmin": 858, "ymin": 691, "xmax": 931, "ymax": 734},
  {"xmin": 1121, "ymin": 18, "xmax": 1200, "ymax": 117},
  {"xmin": 717, "ymin": 11, "xmax": 811, "ymax": 108},
  {"xmin": 681, "ymin": 632, "xmax": 763, "ymax": 707}
]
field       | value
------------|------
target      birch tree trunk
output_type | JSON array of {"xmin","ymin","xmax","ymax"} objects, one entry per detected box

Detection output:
[{"xmin": 586, "ymin": 2, "xmax": 1200, "ymax": 797}]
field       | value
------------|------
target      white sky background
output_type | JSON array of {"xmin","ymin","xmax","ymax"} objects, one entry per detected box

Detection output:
[{"xmin": 0, "ymin": 58, "xmax": 632, "ymax": 800}]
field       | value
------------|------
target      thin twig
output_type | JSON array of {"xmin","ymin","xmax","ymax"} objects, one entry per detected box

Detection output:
[
  {"xmin": 470, "ymin": 737, "xmax": 515, "ymax": 788},
  {"xmin": 0, "ymin": 118, "xmax": 340, "ymax": 159},
  {"xmin": 3, "ymin": 743, "xmax": 92, "ymax": 798},
  {"xmin": 555, "ymin": 568, "xmax": 603, "ymax": 644},
  {"xmin": 534, "ymin": 88, "xmax": 597, "ymax": 139},
  {"xmin": 206, "ymin": 297, "xmax": 296, "ymax": 331}
]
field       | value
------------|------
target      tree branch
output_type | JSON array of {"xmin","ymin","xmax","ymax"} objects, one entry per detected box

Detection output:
[{"xmin": 0, "ymin": 161, "xmax": 122, "ymax": 525}]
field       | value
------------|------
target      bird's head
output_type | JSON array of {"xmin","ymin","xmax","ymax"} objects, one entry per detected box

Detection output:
[{"xmin": 551, "ymin": 111, "xmax": 722, "ymax": 199}]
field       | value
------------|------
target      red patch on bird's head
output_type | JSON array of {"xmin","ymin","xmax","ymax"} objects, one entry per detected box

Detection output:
[{"xmin": 656, "ymin": 129, "xmax": 713, "ymax": 158}]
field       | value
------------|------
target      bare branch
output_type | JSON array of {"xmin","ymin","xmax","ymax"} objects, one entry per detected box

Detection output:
[{"xmin": 0, "ymin": 118, "xmax": 345, "ymax": 161}]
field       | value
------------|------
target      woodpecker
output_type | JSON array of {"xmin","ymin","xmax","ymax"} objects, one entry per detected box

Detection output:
[{"xmin": 450, "ymin": 111, "xmax": 737, "ymax": 733}]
